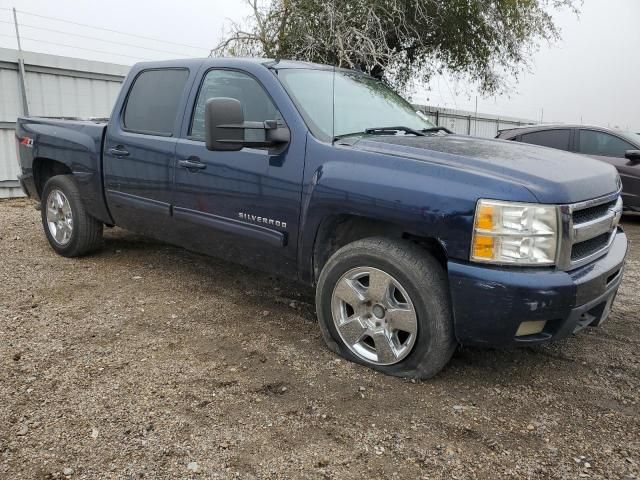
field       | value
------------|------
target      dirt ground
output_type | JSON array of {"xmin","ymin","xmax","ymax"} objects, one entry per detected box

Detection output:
[{"xmin": 0, "ymin": 197, "xmax": 638, "ymax": 480}]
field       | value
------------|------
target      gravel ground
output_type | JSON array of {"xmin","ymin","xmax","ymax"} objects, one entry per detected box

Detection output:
[{"xmin": 1, "ymin": 197, "xmax": 639, "ymax": 479}]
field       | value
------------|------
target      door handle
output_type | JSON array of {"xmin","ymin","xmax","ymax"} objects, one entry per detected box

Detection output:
[
  {"xmin": 108, "ymin": 147, "xmax": 130, "ymax": 157},
  {"xmin": 178, "ymin": 158, "xmax": 207, "ymax": 171}
]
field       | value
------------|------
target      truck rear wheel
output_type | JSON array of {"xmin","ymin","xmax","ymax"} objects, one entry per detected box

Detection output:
[
  {"xmin": 316, "ymin": 237, "xmax": 456, "ymax": 379},
  {"xmin": 41, "ymin": 175, "xmax": 103, "ymax": 257}
]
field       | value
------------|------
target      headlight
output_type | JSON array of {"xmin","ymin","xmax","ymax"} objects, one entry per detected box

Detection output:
[{"xmin": 471, "ymin": 199, "xmax": 559, "ymax": 265}]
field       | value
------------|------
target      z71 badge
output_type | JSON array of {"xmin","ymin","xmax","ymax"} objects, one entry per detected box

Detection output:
[
  {"xmin": 19, "ymin": 137, "xmax": 34, "ymax": 148},
  {"xmin": 238, "ymin": 212, "xmax": 287, "ymax": 229}
]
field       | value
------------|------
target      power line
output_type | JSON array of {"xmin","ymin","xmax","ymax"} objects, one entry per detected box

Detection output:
[
  {"xmin": 0, "ymin": 33, "xmax": 151, "ymax": 61},
  {"xmin": 14, "ymin": 9, "xmax": 210, "ymax": 51},
  {"xmin": 0, "ymin": 19, "xmax": 194, "ymax": 57}
]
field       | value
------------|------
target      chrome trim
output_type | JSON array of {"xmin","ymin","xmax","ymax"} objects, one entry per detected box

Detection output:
[
  {"xmin": 556, "ymin": 205, "xmax": 573, "ymax": 270},
  {"xmin": 567, "ymin": 229, "xmax": 617, "ymax": 270},
  {"xmin": 568, "ymin": 189, "xmax": 621, "ymax": 212},
  {"xmin": 557, "ymin": 191, "xmax": 623, "ymax": 271},
  {"xmin": 573, "ymin": 210, "xmax": 617, "ymax": 243}
]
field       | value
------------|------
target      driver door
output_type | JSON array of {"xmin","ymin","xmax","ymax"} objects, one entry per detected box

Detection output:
[{"xmin": 172, "ymin": 68, "xmax": 304, "ymax": 278}]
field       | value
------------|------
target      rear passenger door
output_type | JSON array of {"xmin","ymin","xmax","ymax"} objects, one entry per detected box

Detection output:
[
  {"xmin": 519, "ymin": 129, "xmax": 572, "ymax": 152},
  {"xmin": 103, "ymin": 67, "xmax": 192, "ymax": 237}
]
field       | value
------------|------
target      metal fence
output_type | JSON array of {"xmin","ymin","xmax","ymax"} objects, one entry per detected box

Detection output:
[
  {"xmin": 0, "ymin": 48, "xmax": 538, "ymax": 199},
  {"xmin": 414, "ymin": 105, "xmax": 535, "ymax": 138},
  {"xmin": 0, "ymin": 47, "xmax": 128, "ymax": 198}
]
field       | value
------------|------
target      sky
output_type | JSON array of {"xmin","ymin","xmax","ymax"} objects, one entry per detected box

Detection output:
[{"xmin": 0, "ymin": 0, "xmax": 638, "ymax": 131}]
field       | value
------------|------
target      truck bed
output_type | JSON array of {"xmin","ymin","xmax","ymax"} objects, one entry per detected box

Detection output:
[{"xmin": 16, "ymin": 116, "xmax": 112, "ymax": 224}]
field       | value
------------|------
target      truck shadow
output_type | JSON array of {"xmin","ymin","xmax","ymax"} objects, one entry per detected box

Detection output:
[
  {"xmin": 446, "ymin": 342, "xmax": 577, "ymax": 377},
  {"xmin": 622, "ymin": 213, "xmax": 640, "ymax": 224},
  {"xmin": 102, "ymin": 228, "xmax": 318, "ymax": 319},
  {"xmin": 100, "ymin": 228, "xmax": 602, "ymax": 382}
]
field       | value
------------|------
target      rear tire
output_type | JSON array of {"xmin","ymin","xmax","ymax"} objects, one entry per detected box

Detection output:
[
  {"xmin": 316, "ymin": 237, "xmax": 456, "ymax": 379},
  {"xmin": 41, "ymin": 175, "xmax": 103, "ymax": 257}
]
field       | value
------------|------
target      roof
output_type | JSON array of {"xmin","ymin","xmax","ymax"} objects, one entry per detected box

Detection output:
[
  {"xmin": 498, "ymin": 123, "xmax": 605, "ymax": 132},
  {"xmin": 498, "ymin": 123, "xmax": 640, "ymax": 146},
  {"xmin": 133, "ymin": 56, "xmax": 355, "ymax": 71}
]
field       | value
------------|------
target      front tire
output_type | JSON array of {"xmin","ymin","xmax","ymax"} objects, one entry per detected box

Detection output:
[
  {"xmin": 316, "ymin": 237, "xmax": 456, "ymax": 379},
  {"xmin": 41, "ymin": 175, "xmax": 103, "ymax": 257}
]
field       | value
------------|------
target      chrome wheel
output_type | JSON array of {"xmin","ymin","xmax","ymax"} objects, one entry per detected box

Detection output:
[
  {"xmin": 46, "ymin": 189, "xmax": 73, "ymax": 245},
  {"xmin": 331, "ymin": 266, "xmax": 418, "ymax": 365}
]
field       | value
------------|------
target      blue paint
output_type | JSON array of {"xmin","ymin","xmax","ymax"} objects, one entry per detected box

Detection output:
[{"xmin": 16, "ymin": 58, "xmax": 627, "ymax": 347}]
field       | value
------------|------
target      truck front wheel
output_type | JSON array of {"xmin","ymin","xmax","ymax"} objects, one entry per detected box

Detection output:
[
  {"xmin": 316, "ymin": 237, "xmax": 456, "ymax": 379},
  {"xmin": 41, "ymin": 175, "xmax": 103, "ymax": 257}
]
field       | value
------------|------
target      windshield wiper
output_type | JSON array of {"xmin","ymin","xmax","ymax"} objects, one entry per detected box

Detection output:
[
  {"xmin": 333, "ymin": 125, "xmax": 433, "ymax": 143},
  {"xmin": 421, "ymin": 126, "xmax": 453, "ymax": 134},
  {"xmin": 364, "ymin": 126, "xmax": 426, "ymax": 136}
]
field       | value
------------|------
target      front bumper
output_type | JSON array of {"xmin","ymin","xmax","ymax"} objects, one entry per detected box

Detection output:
[{"xmin": 448, "ymin": 228, "xmax": 627, "ymax": 347}]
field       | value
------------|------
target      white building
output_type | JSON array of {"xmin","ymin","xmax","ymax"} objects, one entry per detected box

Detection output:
[{"xmin": 0, "ymin": 47, "xmax": 128, "ymax": 198}]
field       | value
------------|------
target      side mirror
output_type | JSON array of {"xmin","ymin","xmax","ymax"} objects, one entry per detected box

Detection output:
[
  {"xmin": 625, "ymin": 150, "xmax": 640, "ymax": 164},
  {"xmin": 205, "ymin": 97, "xmax": 245, "ymax": 151},
  {"xmin": 204, "ymin": 97, "xmax": 290, "ymax": 152}
]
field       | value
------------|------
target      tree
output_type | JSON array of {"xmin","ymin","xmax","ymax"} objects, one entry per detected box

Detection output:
[{"xmin": 212, "ymin": 0, "xmax": 580, "ymax": 94}]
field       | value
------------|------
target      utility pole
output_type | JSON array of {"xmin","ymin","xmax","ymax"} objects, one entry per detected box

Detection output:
[
  {"xmin": 540, "ymin": 107, "xmax": 544, "ymax": 124},
  {"xmin": 474, "ymin": 96, "xmax": 478, "ymax": 136},
  {"xmin": 13, "ymin": 7, "xmax": 30, "ymax": 116}
]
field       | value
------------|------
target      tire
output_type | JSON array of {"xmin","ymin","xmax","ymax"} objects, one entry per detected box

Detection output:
[
  {"xmin": 40, "ymin": 175, "xmax": 103, "ymax": 257},
  {"xmin": 316, "ymin": 237, "xmax": 456, "ymax": 379}
]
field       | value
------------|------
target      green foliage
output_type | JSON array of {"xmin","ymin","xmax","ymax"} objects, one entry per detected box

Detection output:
[{"xmin": 213, "ymin": 0, "xmax": 580, "ymax": 93}]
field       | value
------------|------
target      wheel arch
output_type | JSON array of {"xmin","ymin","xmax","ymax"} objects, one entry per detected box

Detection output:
[
  {"xmin": 33, "ymin": 157, "xmax": 73, "ymax": 199},
  {"xmin": 311, "ymin": 214, "xmax": 448, "ymax": 284}
]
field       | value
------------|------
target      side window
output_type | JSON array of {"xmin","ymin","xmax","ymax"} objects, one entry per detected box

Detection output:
[
  {"xmin": 190, "ymin": 70, "xmax": 282, "ymax": 143},
  {"xmin": 123, "ymin": 69, "xmax": 189, "ymax": 135},
  {"xmin": 520, "ymin": 129, "xmax": 571, "ymax": 151},
  {"xmin": 578, "ymin": 130, "xmax": 634, "ymax": 157}
]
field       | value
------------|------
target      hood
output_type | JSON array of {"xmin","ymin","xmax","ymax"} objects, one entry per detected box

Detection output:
[{"xmin": 346, "ymin": 134, "xmax": 620, "ymax": 204}]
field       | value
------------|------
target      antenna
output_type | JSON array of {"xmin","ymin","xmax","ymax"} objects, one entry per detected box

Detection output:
[
  {"xmin": 331, "ymin": 64, "xmax": 336, "ymax": 142},
  {"xmin": 330, "ymin": 0, "xmax": 337, "ymax": 143}
]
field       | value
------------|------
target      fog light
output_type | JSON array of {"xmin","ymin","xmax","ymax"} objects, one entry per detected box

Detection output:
[{"xmin": 515, "ymin": 320, "xmax": 547, "ymax": 337}]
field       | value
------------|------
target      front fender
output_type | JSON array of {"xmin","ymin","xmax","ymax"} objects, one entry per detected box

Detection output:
[{"xmin": 297, "ymin": 137, "xmax": 537, "ymax": 283}]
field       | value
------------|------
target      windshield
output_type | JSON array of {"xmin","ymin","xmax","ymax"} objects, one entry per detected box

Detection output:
[
  {"xmin": 621, "ymin": 131, "xmax": 640, "ymax": 146},
  {"xmin": 278, "ymin": 69, "xmax": 435, "ymax": 141}
]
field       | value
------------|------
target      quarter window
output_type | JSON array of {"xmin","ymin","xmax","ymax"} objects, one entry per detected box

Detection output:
[
  {"xmin": 520, "ymin": 129, "xmax": 571, "ymax": 151},
  {"xmin": 578, "ymin": 130, "xmax": 635, "ymax": 158},
  {"xmin": 123, "ymin": 69, "xmax": 189, "ymax": 135},
  {"xmin": 190, "ymin": 70, "xmax": 282, "ymax": 143}
]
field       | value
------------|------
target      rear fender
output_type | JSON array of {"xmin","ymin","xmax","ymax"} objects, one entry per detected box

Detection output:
[{"xmin": 17, "ymin": 118, "xmax": 112, "ymax": 224}]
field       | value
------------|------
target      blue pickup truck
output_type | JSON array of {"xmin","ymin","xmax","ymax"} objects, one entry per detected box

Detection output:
[{"xmin": 16, "ymin": 58, "xmax": 627, "ymax": 378}]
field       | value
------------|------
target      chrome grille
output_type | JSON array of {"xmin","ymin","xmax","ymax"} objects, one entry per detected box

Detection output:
[
  {"xmin": 557, "ymin": 191, "xmax": 622, "ymax": 271},
  {"xmin": 570, "ymin": 232, "xmax": 611, "ymax": 261},
  {"xmin": 571, "ymin": 199, "xmax": 617, "ymax": 224}
]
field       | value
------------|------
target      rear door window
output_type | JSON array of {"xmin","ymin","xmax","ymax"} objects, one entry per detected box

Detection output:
[
  {"xmin": 123, "ymin": 69, "xmax": 189, "ymax": 136},
  {"xmin": 520, "ymin": 129, "xmax": 571, "ymax": 151},
  {"xmin": 578, "ymin": 130, "xmax": 635, "ymax": 158}
]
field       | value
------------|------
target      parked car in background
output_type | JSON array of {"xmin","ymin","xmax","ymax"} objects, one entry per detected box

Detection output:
[{"xmin": 497, "ymin": 125, "xmax": 640, "ymax": 212}]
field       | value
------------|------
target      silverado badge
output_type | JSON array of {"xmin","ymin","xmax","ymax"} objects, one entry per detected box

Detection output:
[{"xmin": 238, "ymin": 212, "xmax": 287, "ymax": 229}]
